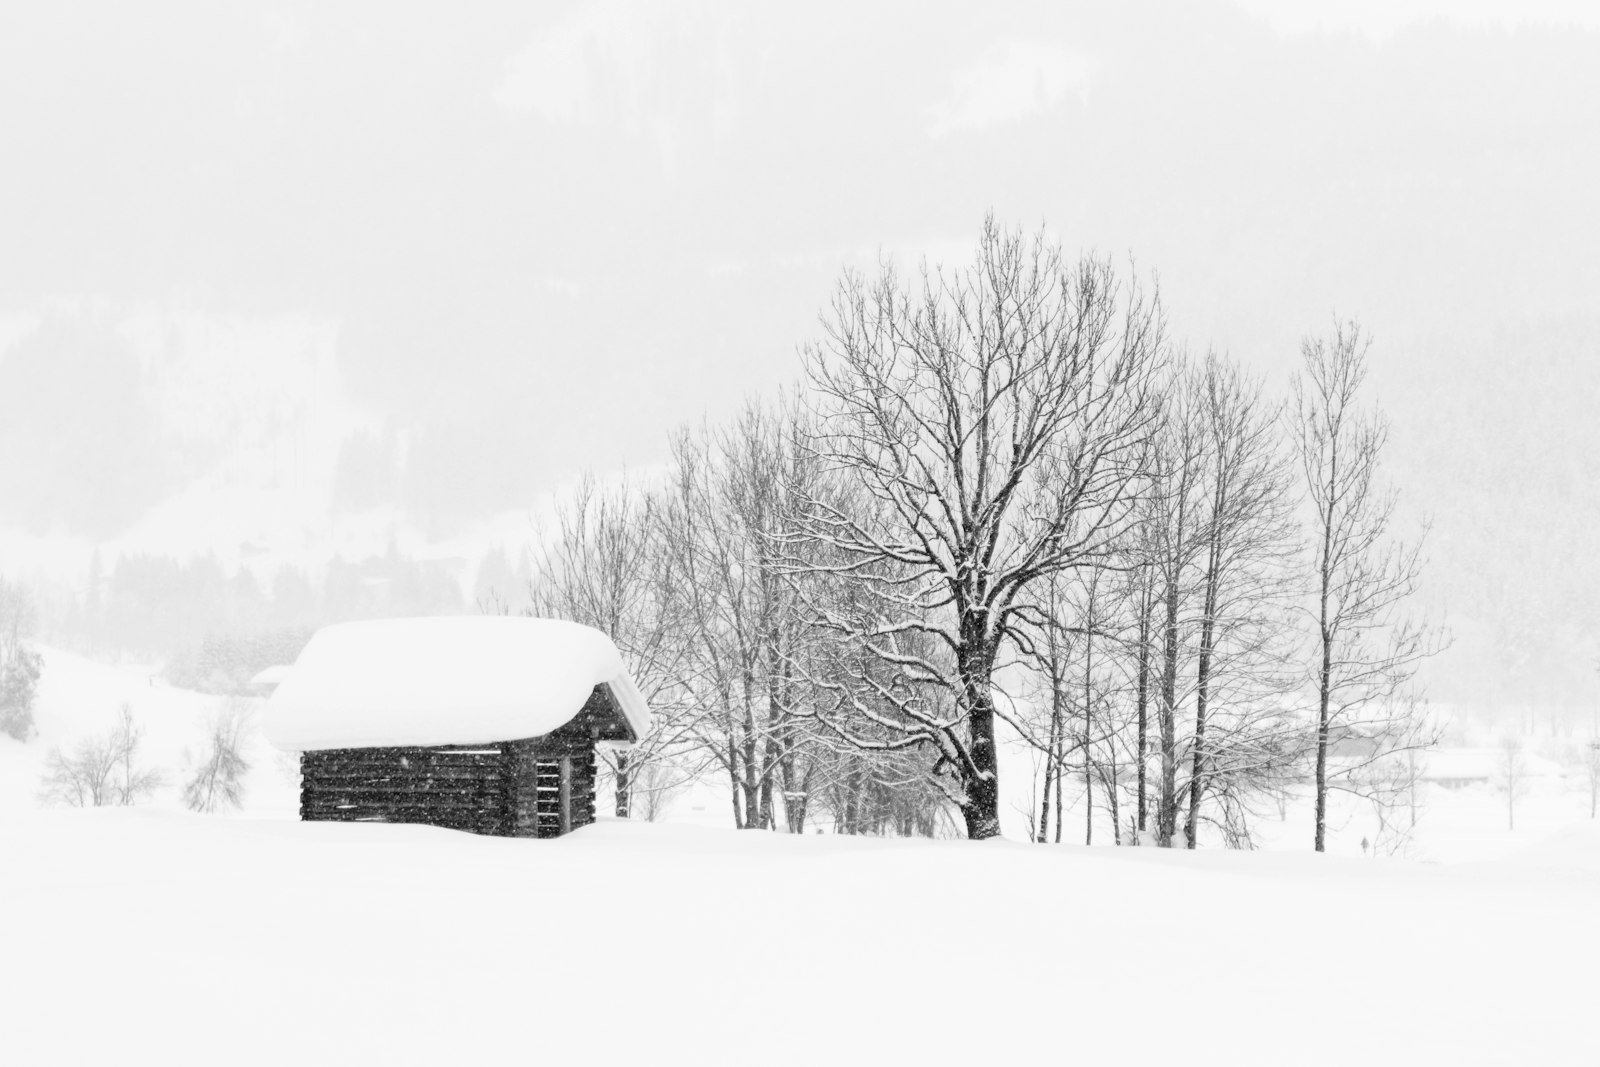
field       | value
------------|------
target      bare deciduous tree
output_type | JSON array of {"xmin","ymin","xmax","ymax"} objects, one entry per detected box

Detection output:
[
  {"xmin": 628, "ymin": 758, "xmax": 694, "ymax": 823},
  {"xmin": 1143, "ymin": 357, "xmax": 1209, "ymax": 847},
  {"xmin": 528, "ymin": 472, "xmax": 703, "ymax": 819},
  {"xmin": 39, "ymin": 703, "xmax": 163, "ymax": 807},
  {"xmin": 657, "ymin": 399, "xmax": 837, "ymax": 831},
  {"xmin": 182, "ymin": 698, "xmax": 252, "ymax": 813},
  {"xmin": 1025, "ymin": 571, "xmax": 1077, "ymax": 844},
  {"xmin": 1290, "ymin": 321, "xmax": 1441, "ymax": 852},
  {"xmin": 39, "ymin": 735, "xmax": 118, "ymax": 807},
  {"xmin": 1497, "ymin": 734, "xmax": 1530, "ymax": 831},
  {"xmin": 1181, "ymin": 354, "xmax": 1305, "ymax": 848},
  {"xmin": 795, "ymin": 218, "xmax": 1166, "ymax": 839}
]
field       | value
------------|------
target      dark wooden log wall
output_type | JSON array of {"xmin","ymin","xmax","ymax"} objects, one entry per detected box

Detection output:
[
  {"xmin": 298, "ymin": 685, "xmax": 627, "ymax": 838},
  {"xmin": 301, "ymin": 743, "xmax": 518, "ymax": 835}
]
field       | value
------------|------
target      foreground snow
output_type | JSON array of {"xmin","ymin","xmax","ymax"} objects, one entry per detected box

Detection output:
[{"xmin": 4, "ymin": 811, "xmax": 1597, "ymax": 1066}]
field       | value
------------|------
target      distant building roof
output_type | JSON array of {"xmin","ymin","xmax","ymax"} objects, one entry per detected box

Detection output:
[
  {"xmin": 261, "ymin": 616, "xmax": 651, "ymax": 752},
  {"xmin": 249, "ymin": 664, "xmax": 295, "ymax": 690},
  {"xmin": 1419, "ymin": 748, "xmax": 1496, "ymax": 782}
]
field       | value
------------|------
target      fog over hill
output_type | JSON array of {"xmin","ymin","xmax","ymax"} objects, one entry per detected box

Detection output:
[{"xmin": 1, "ymin": 1, "xmax": 1596, "ymax": 707}]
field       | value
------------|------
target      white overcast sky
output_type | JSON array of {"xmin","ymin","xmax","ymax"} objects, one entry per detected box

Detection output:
[
  {"xmin": 2, "ymin": 0, "xmax": 1597, "ymax": 702},
  {"xmin": 0, "ymin": 0, "xmax": 1595, "ymax": 502}
]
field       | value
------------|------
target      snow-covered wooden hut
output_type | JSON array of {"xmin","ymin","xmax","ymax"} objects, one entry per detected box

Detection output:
[{"xmin": 262, "ymin": 617, "xmax": 651, "ymax": 838}]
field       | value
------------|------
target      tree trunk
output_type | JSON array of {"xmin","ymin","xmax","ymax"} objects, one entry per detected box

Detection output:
[
  {"xmin": 1314, "ymin": 528, "xmax": 1334, "ymax": 851},
  {"xmin": 1039, "ymin": 648, "xmax": 1066, "ymax": 844},
  {"xmin": 958, "ymin": 635, "xmax": 1002, "ymax": 840},
  {"xmin": 741, "ymin": 691, "xmax": 762, "ymax": 829},
  {"xmin": 843, "ymin": 764, "xmax": 862, "ymax": 834},
  {"xmin": 1157, "ymin": 579, "xmax": 1181, "ymax": 847},
  {"xmin": 1314, "ymin": 630, "xmax": 1332, "ymax": 852},
  {"xmin": 1038, "ymin": 708, "xmax": 1057, "ymax": 844},
  {"xmin": 787, "ymin": 762, "xmax": 812, "ymax": 834},
  {"xmin": 1105, "ymin": 757, "xmax": 1122, "ymax": 845},
  {"xmin": 1135, "ymin": 596, "xmax": 1150, "ymax": 835},
  {"xmin": 759, "ymin": 735, "xmax": 779, "ymax": 830},
  {"xmin": 1186, "ymin": 534, "xmax": 1221, "ymax": 849},
  {"xmin": 727, "ymin": 733, "xmax": 745, "ymax": 829},
  {"xmin": 962, "ymin": 695, "xmax": 1002, "ymax": 839},
  {"xmin": 1053, "ymin": 735, "xmax": 1064, "ymax": 844},
  {"xmin": 1083, "ymin": 610, "xmax": 1095, "ymax": 846}
]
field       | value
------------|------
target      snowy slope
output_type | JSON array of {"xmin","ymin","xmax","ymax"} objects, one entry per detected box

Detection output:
[
  {"xmin": 2, "ymin": 811, "xmax": 1597, "ymax": 1066},
  {"xmin": 0, "ymin": 647, "xmax": 298, "ymax": 816}
]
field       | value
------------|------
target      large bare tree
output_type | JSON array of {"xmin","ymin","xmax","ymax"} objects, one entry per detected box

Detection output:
[{"xmin": 795, "ymin": 218, "xmax": 1166, "ymax": 839}]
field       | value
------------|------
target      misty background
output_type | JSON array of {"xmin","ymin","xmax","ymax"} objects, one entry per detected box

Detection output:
[{"xmin": 1, "ymin": 0, "xmax": 1596, "ymax": 713}]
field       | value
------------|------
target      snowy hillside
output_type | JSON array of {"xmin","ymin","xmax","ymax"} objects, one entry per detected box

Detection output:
[{"xmin": 0, "ymin": 647, "xmax": 297, "ymax": 815}]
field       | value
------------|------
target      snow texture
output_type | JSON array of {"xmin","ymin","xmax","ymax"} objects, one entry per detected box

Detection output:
[
  {"xmin": 4, "ymin": 810, "xmax": 1600, "ymax": 1066},
  {"xmin": 261, "ymin": 616, "xmax": 650, "ymax": 751}
]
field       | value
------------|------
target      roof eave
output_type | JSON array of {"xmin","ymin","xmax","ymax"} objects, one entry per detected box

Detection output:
[{"xmin": 603, "ymin": 675, "xmax": 652, "ymax": 743}]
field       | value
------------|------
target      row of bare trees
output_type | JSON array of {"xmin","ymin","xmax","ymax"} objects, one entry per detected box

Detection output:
[
  {"xmin": 510, "ymin": 218, "xmax": 1438, "ymax": 848},
  {"xmin": 519, "ymin": 404, "xmax": 947, "ymax": 834}
]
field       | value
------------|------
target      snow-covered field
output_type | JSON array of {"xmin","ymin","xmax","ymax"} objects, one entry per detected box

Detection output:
[
  {"xmin": 5, "ymin": 811, "xmax": 1599, "ymax": 1066},
  {"xmin": 5, "ymin": 650, "xmax": 1600, "ymax": 1065}
]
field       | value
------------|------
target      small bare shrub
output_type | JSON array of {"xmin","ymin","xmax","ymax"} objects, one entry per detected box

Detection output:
[
  {"xmin": 39, "ymin": 703, "xmax": 163, "ymax": 807},
  {"xmin": 182, "ymin": 699, "xmax": 252, "ymax": 813},
  {"xmin": 631, "ymin": 760, "xmax": 692, "ymax": 822}
]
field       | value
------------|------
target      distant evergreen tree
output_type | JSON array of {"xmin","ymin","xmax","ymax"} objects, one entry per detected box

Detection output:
[
  {"xmin": 473, "ymin": 545, "xmax": 518, "ymax": 611},
  {"xmin": 0, "ymin": 580, "xmax": 42, "ymax": 741},
  {"xmin": 0, "ymin": 644, "xmax": 41, "ymax": 741}
]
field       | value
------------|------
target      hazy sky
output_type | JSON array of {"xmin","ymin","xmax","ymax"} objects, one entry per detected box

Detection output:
[
  {"xmin": 4, "ymin": 1, "xmax": 1596, "ymax": 473},
  {"xmin": 2, "ymin": 1, "xmax": 1598, "ymax": 702}
]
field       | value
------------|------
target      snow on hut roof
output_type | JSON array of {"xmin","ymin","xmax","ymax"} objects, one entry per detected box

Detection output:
[{"xmin": 262, "ymin": 616, "xmax": 651, "ymax": 752}]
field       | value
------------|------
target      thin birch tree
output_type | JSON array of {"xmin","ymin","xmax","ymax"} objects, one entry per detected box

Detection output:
[
  {"xmin": 1181, "ymin": 354, "xmax": 1305, "ymax": 848},
  {"xmin": 1290, "ymin": 321, "xmax": 1440, "ymax": 852}
]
